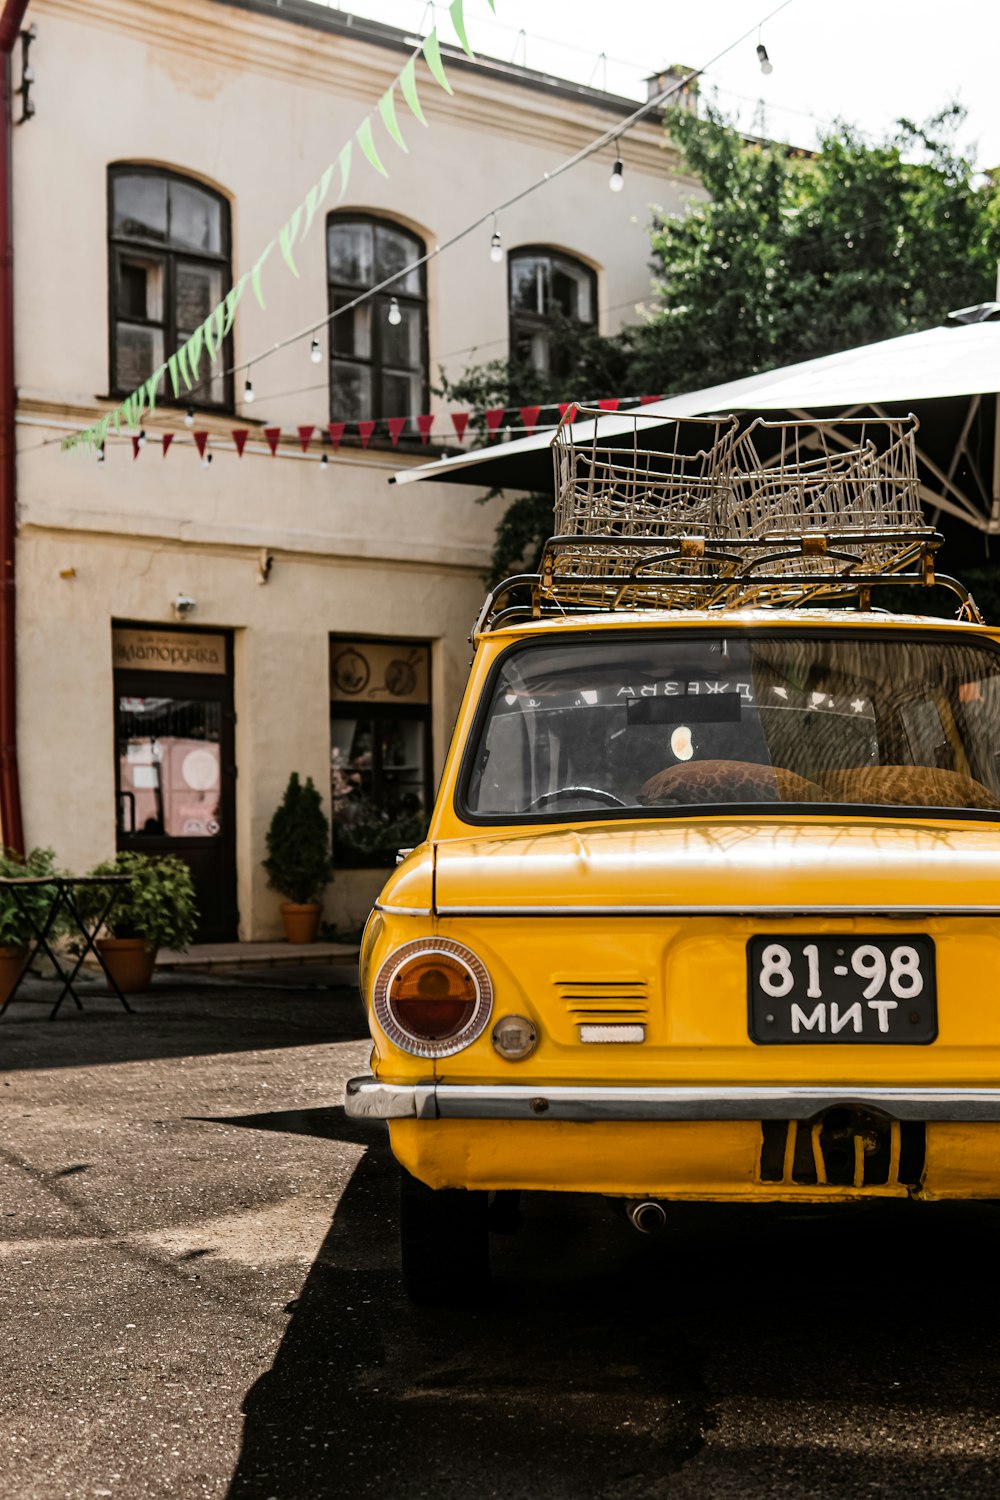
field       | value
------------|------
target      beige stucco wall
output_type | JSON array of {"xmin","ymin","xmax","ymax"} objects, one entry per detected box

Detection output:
[{"xmin": 12, "ymin": 0, "xmax": 694, "ymax": 937}]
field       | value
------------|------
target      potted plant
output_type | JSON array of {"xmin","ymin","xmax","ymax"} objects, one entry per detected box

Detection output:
[
  {"xmin": 0, "ymin": 847, "xmax": 62, "ymax": 1003},
  {"xmin": 78, "ymin": 851, "xmax": 198, "ymax": 992},
  {"xmin": 264, "ymin": 772, "xmax": 333, "ymax": 943}
]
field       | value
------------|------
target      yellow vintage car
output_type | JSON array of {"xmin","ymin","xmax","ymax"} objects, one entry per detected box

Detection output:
[{"xmin": 346, "ymin": 411, "xmax": 1000, "ymax": 1302}]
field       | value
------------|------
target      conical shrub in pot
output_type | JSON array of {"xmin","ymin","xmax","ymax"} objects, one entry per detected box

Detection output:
[
  {"xmin": 78, "ymin": 852, "xmax": 199, "ymax": 992},
  {"xmin": 263, "ymin": 772, "xmax": 332, "ymax": 943}
]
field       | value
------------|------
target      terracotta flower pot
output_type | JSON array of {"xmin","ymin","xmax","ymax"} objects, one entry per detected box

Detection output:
[
  {"xmin": 280, "ymin": 902, "xmax": 322, "ymax": 944},
  {"xmin": 96, "ymin": 937, "xmax": 158, "ymax": 993},
  {"xmin": 0, "ymin": 945, "xmax": 29, "ymax": 1004}
]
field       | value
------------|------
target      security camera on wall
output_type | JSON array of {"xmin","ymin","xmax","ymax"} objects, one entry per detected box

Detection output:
[{"xmin": 172, "ymin": 594, "xmax": 196, "ymax": 618}]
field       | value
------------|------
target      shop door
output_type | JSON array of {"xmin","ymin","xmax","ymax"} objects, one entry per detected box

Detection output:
[{"xmin": 114, "ymin": 664, "xmax": 237, "ymax": 942}]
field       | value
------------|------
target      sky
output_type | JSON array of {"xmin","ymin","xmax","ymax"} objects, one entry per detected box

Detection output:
[{"xmin": 319, "ymin": 0, "xmax": 1000, "ymax": 167}]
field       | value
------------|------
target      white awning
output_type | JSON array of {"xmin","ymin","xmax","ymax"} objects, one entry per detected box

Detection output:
[{"xmin": 392, "ymin": 320, "xmax": 1000, "ymax": 505}]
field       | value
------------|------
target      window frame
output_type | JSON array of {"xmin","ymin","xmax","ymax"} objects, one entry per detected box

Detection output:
[
  {"xmin": 107, "ymin": 164, "xmax": 234, "ymax": 414},
  {"xmin": 507, "ymin": 245, "xmax": 598, "ymax": 377},
  {"xmin": 326, "ymin": 211, "xmax": 429, "ymax": 446}
]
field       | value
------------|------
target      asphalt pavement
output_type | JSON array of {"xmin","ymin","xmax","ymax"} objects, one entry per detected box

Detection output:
[{"xmin": 4, "ymin": 968, "xmax": 1000, "ymax": 1499}]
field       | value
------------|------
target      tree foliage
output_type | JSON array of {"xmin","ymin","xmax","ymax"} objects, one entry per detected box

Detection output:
[
  {"xmin": 447, "ymin": 106, "xmax": 1000, "ymax": 582},
  {"xmin": 264, "ymin": 772, "xmax": 333, "ymax": 905},
  {"xmin": 640, "ymin": 104, "xmax": 1000, "ymax": 393}
]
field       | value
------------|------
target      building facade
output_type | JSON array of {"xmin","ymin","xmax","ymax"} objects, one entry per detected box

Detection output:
[{"xmin": 10, "ymin": 0, "xmax": 693, "ymax": 937}]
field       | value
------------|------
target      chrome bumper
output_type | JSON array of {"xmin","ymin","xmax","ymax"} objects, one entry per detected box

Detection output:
[{"xmin": 344, "ymin": 1076, "xmax": 1000, "ymax": 1124}]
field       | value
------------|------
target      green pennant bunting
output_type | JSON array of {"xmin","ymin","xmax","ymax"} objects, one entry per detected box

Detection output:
[
  {"xmin": 251, "ymin": 241, "xmax": 274, "ymax": 309},
  {"xmin": 399, "ymin": 56, "xmax": 428, "ymax": 126},
  {"xmin": 98, "ymin": 414, "xmax": 113, "ymax": 446},
  {"xmin": 422, "ymin": 29, "xmax": 453, "ymax": 94},
  {"xmin": 278, "ymin": 205, "xmax": 303, "ymax": 277},
  {"xmin": 378, "ymin": 86, "xmax": 408, "ymax": 152},
  {"xmin": 303, "ymin": 165, "xmax": 334, "ymax": 238},
  {"xmin": 187, "ymin": 326, "xmax": 205, "ymax": 386},
  {"xmin": 203, "ymin": 311, "xmax": 217, "ymax": 362},
  {"xmin": 449, "ymin": 0, "xmax": 475, "ymax": 59},
  {"xmin": 336, "ymin": 141, "xmax": 352, "ymax": 203},
  {"xmin": 177, "ymin": 341, "xmax": 193, "ymax": 392},
  {"xmin": 145, "ymin": 365, "xmax": 165, "ymax": 414},
  {"xmin": 213, "ymin": 300, "xmax": 226, "ymax": 353},
  {"xmin": 167, "ymin": 353, "xmax": 180, "ymax": 398},
  {"xmin": 356, "ymin": 116, "xmax": 388, "ymax": 177},
  {"xmin": 221, "ymin": 274, "xmax": 248, "ymax": 337}
]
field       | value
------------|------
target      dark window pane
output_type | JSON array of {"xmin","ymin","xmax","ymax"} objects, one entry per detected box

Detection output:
[
  {"xmin": 510, "ymin": 256, "xmax": 546, "ymax": 314},
  {"xmin": 328, "ymin": 221, "xmax": 374, "ymax": 288},
  {"xmin": 113, "ymin": 175, "xmax": 168, "ymax": 243},
  {"xmin": 374, "ymin": 225, "xmax": 422, "ymax": 294},
  {"xmin": 380, "ymin": 298, "xmax": 422, "ymax": 369},
  {"xmin": 330, "ymin": 295, "xmax": 372, "ymax": 359},
  {"xmin": 331, "ymin": 362, "xmax": 371, "ymax": 421},
  {"xmin": 116, "ymin": 322, "xmax": 164, "ymax": 391},
  {"xmin": 169, "ymin": 181, "xmax": 222, "ymax": 254},
  {"xmin": 118, "ymin": 254, "xmax": 164, "ymax": 321},
  {"xmin": 381, "ymin": 370, "xmax": 420, "ymax": 422},
  {"xmin": 176, "ymin": 260, "xmax": 224, "ymax": 330}
]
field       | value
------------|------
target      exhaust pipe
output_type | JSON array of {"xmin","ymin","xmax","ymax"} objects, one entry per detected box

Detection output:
[{"xmin": 625, "ymin": 1199, "xmax": 667, "ymax": 1234}]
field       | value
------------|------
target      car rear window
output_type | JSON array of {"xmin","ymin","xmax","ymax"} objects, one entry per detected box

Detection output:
[{"xmin": 462, "ymin": 632, "xmax": 1000, "ymax": 820}]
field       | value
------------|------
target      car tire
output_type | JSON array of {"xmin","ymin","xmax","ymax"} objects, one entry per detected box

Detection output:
[{"xmin": 399, "ymin": 1166, "xmax": 491, "ymax": 1306}]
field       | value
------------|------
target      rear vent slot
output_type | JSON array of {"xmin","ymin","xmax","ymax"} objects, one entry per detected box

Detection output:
[{"xmin": 556, "ymin": 979, "xmax": 649, "ymax": 1022}]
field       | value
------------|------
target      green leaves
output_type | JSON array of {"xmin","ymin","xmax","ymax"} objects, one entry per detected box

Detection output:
[
  {"xmin": 0, "ymin": 848, "xmax": 63, "ymax": 948},
  {"xmin": 263, "ymin": 772, "xmax": 333, "ymax": 904},
  {"xmin": 77, "ymin": 852, "xmax": 199, "ymax": 950}
]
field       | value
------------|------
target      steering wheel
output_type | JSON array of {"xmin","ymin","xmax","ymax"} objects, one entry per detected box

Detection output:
[{"xmin": 527, "ymin": 786, "xmax": 627, "ymax": 811}]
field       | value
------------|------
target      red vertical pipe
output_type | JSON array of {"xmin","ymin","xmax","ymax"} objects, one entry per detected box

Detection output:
[{"xmin": 0, "ymin": 0, "xmax": 29, "ymax": 855}]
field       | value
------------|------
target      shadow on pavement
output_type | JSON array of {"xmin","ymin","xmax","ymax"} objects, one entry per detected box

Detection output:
[
  {"xmin": 221, "ymin": 1112, "xmax": 1000, "ymax": 1500},
  {"xmin": 0, "ymin": 980, "xmax": 368, "ymax": 1072}
]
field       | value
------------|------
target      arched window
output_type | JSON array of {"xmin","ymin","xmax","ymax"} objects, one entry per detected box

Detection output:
[
  {"xmin": 327, "ymin": 214, "xmax": 428, "ymax": 435},
  {"xmin": 508, "ymin": 247, "xmax": 597, "ymax": 380},
  {"xmin": 108, "ymin": 166, "xmax": 233, "ymax": 410}
]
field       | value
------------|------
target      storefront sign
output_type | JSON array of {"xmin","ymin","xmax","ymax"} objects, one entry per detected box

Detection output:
[
  {"xmin": 112, "ymin": 628, "xmax": 227, "ymax": 675},
  {"xmin": 330, "ymin": 639, "xmax": 430, "ymax": 704}
]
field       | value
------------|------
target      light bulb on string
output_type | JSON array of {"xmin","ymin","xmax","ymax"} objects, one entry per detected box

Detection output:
[
  {"xmin": 756, "ymin": 42, "xmax": 773, "ymax": 74},
  {"xmin": 97, "ymin": 445, "xmax": 106, "ymax": 465},
  {"xmin": 609, "ymin": 155, "xmax": 625, "ymax": 192},
  {"xmin": 137, "ymin": 428, "xmax": 147, "ymax": 448},
  {"xmin": 387, "ymin": 297, "xmax": 402, "ymax": 327},
  {"xmin": 243, "ymin": 374, "xmax": 254, "ymax": 404},
  {"xmin": 489, "ymin": 223, "xmax": 503, "ymax": 264},
  {"xmin": 310, "ymin": 337, "xmax": 322, "ymax": 363},
  {"xmin": 202, "ymin": 452, "xmax": 213, "ymax": 470},
  {"xmin": 320, "ymin": 453, "xmax": 329, "ymax": 471},
  {"xmin": 184, "ymin": 408, "xmax": 195, "ymax": 427}
]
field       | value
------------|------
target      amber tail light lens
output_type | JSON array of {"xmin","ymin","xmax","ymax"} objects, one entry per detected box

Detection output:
[{"xmin": 373, "ymin": 940, "xmax": 492, "ymax": 1058}]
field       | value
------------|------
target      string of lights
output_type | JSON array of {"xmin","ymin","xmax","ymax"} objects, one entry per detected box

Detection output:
[{"xmin": 180, "ymin": 0, "xmax": 795, "ymax": 410}]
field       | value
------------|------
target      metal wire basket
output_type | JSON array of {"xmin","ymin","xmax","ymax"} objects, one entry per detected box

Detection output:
[{"xmin": 552, "ymin": 408, "xmax": 741, "ymax": 541}]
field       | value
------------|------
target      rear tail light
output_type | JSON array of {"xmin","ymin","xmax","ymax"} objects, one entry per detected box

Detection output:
[{"xmin": 373, "ymin": 939, "xmax": 492, "ymax": 1057}]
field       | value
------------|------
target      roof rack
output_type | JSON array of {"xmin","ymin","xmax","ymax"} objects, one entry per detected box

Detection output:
[{"xmin": 474, "ymin": 409, "xmax": 983, "ymax": 634}]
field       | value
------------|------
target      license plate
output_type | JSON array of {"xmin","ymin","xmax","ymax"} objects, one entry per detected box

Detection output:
[{"xmin": 748, "ymin": 935, "xmax": 937, "ymax": 1044}]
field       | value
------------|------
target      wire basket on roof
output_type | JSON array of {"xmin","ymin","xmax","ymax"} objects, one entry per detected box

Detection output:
[
  {"xmin": 725, "ymin": 416, "xmax": 928, "ymax": 549},
  {"xmin": 552, "ymin": 407, "xmax": 741, "ymax": 541}
]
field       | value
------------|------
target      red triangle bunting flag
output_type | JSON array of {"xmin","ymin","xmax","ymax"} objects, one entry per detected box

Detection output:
[
  {"xmin": 416, "ymin": 414, "xmax": 434, "ymax": 444},
  {"xmin": 132, "ymin": 435, "xmax": 141, "ymax": 460},
  {"xmin": 639, "ymin": 394, "xmax": 663, "ymax": 405},
  {"xmin": 193, "ymin": 431, "xmax": 209, "ymax": 459},
  {"xmin": 558, "ymin": 402, "xmax": 577, "ymax": 425},
  {"xmin": 297, "ymin": 424, "xmax": 315, "ymax": 453},
  {"xmin": 162, "ymin": 433, "xmax": 173, "ymax": 458},
  {"xmin": 484, "ymin": 407, "xmax": 506, "ymax": 439},
  {"xmin": 519, "ymin": 405, "xmax": 541, "ymax": 436},
  {"xmin": 327, "ymin": 422, "xmax": 345, "ymax": 452},
  {"xmin": 598, "ymin": 398, "xmax": 620, "ymax": 413},
  {"xmin": 232, "ymin": 429, "xmax": 248, "ymax": 457},
  {"xmin": 451, "ymin": 412, "xmax": 469, "ymax": 442},
  {"xmin": 387, "ymin": 417, "xmax": 407, "ymax": 448},
  {"xmin": 263, "ymin": 427, "xmax": 281, "ymax": 456},
  {"xmin": 357, "ymin": 420, "xmax": 376, "ymax": 449}
]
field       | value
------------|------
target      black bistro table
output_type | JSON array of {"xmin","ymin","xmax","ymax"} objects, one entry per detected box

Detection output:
[{"xmin": 0, "ymin": 874, "xmax": 134, "ymax": 1021}]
